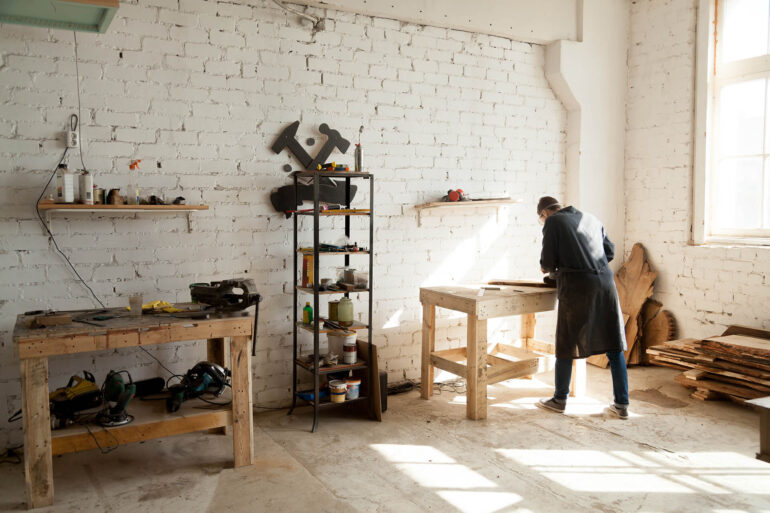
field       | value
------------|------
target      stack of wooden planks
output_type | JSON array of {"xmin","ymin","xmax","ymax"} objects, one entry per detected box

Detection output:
[{"xmin": 648, "ymin": 326, "xmax": 770, "ymax": 404}]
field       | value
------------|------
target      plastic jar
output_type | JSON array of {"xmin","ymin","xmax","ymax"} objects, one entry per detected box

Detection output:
[
  {"xmin": 338, "ymin": 297, "xmax": 354, "ymax": 327},
  {"xmin": 344, "ymin": 378, "xmax": 361, "ymax": 400}
]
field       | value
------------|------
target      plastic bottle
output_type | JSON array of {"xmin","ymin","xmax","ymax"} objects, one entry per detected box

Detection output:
[
  {"xmin": 302, "ymin": 302, "xmax": 313, "ymax": 324},
  {"xmin": 127, "ymin": 159, "xmax": 141, "ymax": 204}
]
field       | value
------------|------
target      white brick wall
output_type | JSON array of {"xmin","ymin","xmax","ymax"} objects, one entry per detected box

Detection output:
[
  {"xmin": 0, "ymin": 0, "xmax": 565, "ymax": 447},
  {"xmin": 625, "ymin": 0, "xmax": 770, "ymax": 338}
]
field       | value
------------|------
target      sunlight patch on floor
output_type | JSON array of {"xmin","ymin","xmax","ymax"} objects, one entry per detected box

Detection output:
[
  {"xmin": 496, "ymin": 449, "xmax": 770, "ymax": 495},
  {"xmin": 371, "ymin": 443, "xmax": 522, "ymax": 513}
]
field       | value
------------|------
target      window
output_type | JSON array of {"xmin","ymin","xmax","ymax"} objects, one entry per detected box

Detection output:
[{"xmin": 694, "ymin": 0, "xmax": 770, "ymax": 243}]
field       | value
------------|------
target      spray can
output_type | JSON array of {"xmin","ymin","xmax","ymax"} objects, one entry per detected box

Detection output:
[
  {"xmin": 127, "ymin": 159, "xmax": 141, "ymax": 205},
  {"xmin": 354, "ymin": 143, "xmax": 362, "ymax": 173},
  {"xmin": 79, "ymin": 171, "xmax": 93, "ymax": 205}
]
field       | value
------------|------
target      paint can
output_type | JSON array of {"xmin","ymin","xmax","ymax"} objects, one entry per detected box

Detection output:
[
  {"xmin": 343, "ymin": 338, "xmax": 357, "ymax": 364},
  {"xmin": 328, "ymin": 300, "xmax": 339, "ymax": 321},
  {"xmin": 327, "ymin": 331, "xmax": 355, "ymax": 356},
  {"xmin": 329, "ymin": 380, "xmax": 347, "ymax": 403},
  {"xmin": 344, "ymin": 378, "xmax": 361, "ymax": 400}
]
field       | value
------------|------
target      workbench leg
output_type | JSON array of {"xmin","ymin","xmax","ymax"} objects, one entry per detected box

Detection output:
[
  {"xmin": 466, "ymin": 315, "xmax": 488, "ymax": 420},
  {"xmin": 570, "ymin": 358, "xmax": 586, "ymax": 398},
  {"xmin": 230, "ymin": 336, "xmax": 254, "ymax": 467},
  {"xmin": 21, "ymin": 357, "xmax": 53, "ymax": 509},
  {"xmin": 207, "ymin": 338, "xmax": 228, "ymax": 435},
  {"xmin": 758, "ymin": 409, "xmax": 770, "ymax": 463},
  {"xmin": 521, "ymin": 313, "xmax": 535, "ymax": 351},
  {"xmin": 421, "ymin": 302, "xmax": 436, "ymax": 399}
]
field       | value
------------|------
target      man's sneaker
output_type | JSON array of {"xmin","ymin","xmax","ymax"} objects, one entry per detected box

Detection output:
[
  {"xmin": 536, "ymin": 397, "xmax": 566, "ymax": 413},
  {"xmin": 608, "ymin": 403, "xmax": 629, "ymax": 419}
]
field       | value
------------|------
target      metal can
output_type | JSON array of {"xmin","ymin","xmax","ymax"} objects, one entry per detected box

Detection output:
[{"xmin": 328, "ymin": 300, "xmax": 339, "ymax": 321}]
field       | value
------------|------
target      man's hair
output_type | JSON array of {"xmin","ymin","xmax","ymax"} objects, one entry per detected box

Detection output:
[{"xmin": 537, "ymin": 196, "xmax": 562, "ymax": 214}]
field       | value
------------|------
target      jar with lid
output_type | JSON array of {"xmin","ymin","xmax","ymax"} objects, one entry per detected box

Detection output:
[{"xmin": 337, "ymin": 297, "xmax": 354, "ymax": 327}]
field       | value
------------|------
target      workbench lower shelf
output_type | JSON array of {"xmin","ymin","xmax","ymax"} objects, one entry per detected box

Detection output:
[{"xmin": 51, "ymin": 397, "xmax": 232, "ymax": 455}]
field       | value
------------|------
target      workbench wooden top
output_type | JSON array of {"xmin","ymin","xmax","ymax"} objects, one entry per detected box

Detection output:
[
  {"xmin": 13, "ymin": 305, "xmax": 253, "ymax": 359},
  {"xmin": 419, "ymin": 284, "xmax": 557, "ymax": 319}
]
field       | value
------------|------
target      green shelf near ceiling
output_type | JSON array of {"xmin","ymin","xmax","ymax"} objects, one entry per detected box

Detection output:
[{"xmin": 0, "ymin": 0, "xmax": 119, "ymax": 34}]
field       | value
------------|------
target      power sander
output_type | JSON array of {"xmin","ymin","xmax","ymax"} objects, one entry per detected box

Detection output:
[
  {"xmin": 166, "ymin": 362, "xmax": 230, "ymax": 413},
  {"xmin": 96, "ymin": 371, "xmax": 136, "ymax": 427}
]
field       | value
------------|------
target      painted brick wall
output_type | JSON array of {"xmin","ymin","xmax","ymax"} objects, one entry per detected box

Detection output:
[
  {"xmin": 625, "ymin": 0, "xmax": 770, "ymax": 338},
  {"xmin": 0, "ymin": 0, "xmax": 565, "ymax": 446}
]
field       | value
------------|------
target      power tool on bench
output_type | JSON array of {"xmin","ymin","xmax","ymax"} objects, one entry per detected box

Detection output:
[
  {"xmin": 96, "ymin": 370, "xmax": 136, "ymax": 427},
  {"xmin": 189, "ymin": 278, "xmax": 263, "ymax": 356},
  {"xmin": 49, "ymin": 371, "xmax": 103, "ymax": 429},
  {"xmin": 166, "ymin": 362, "xmax": 230, "ymax": 413}
]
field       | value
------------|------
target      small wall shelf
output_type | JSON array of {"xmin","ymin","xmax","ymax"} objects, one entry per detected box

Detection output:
[
  {"xmin": 414, "ymin": 199, "xmax": 521, "ymax": 226},
  {"xmin": 37, "ymin": 203, "xmax": 209, "ymax": 233}
]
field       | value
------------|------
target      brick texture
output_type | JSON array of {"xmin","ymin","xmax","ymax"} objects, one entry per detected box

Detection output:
[
  {"xmin": 625, "ymin": 0, "xmax": 770, "ymax": 339},
  {"xmin": 0, "ymin": 0, "xmax": 565, "ymax": 447}
]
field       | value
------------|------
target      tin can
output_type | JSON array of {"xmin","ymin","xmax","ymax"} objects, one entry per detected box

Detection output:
[
  {"xmin": 79, "ymin": 172, "xmax": 93, "ymax": 204},
  {"xmin": 328, "ymin": 300, "xmax": 339, "ymax": 321}
]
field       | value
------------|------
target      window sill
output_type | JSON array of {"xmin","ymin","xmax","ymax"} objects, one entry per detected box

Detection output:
[{"xmin": 691, "ymin": 236, "xmax": 770, "ymax": 248}]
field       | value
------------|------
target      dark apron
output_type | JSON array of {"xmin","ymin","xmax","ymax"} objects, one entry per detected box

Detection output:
[{"xmin": 555, "ymin": 265, "xmax": 627, "ymax": 359}]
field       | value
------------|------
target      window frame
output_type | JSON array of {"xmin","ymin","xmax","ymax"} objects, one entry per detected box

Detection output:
[{"xmin": 693, "ymin": 0, "xmax": 770, "ymax": 245}]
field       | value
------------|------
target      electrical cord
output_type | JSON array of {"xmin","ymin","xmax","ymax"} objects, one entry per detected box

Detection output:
[
  {"xmin": 72, "ymin": 31, "xmax": 87, "ymax": 174},
  {"xmin": 272, "ymin": 0, "xmax": 324, "ymax": 29},
  {"xmin": 0, "ymin": 446, "xmax": 22, "ymax": 464}
]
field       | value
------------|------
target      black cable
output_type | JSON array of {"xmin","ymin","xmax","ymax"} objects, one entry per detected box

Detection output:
[
  {"xmin": 73, "ymin": 31, "xmax": 87, "ymax": 173},
  {"xmin": 0, "ymin": 446, "xmax": 22, "ymax": 464}
]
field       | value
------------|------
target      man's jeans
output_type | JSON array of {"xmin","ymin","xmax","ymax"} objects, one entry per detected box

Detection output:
[{"xmin": 554, "ymin": 351, "xmax": 629, "ymax": 406}]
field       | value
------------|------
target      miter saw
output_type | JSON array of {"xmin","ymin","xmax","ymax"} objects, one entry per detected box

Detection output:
[{"xmin": 189, "ymin": 279, "xmax": 263, "ymax": 356}]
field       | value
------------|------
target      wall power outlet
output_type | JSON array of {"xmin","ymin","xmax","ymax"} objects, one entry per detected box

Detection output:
[{"xmin": 66, "ymin": 130, "xmax": 79, "ymax": 148}]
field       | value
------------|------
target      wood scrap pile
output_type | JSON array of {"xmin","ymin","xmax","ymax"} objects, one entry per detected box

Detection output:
[
  {"xmin": 588, "ymin": 242, "xmax": 677, "ymax": 368},
  {"xmin": 648, "ymin": 326, "xmax": 770, "ymax": 404}
]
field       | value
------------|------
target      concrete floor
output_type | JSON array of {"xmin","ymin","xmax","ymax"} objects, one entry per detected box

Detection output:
[{"xmin": 1, "ymin": 365, "xmax": 769, "ymax": 512}]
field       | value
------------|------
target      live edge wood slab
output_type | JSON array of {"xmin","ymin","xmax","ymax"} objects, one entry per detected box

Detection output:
[
  {"xmin": 420, "ymin": 284, "xmax": 586, "ymax": 420},
  {"xmin": 13, "ymin": 307, "xmax": 254, "ymax": 509}
]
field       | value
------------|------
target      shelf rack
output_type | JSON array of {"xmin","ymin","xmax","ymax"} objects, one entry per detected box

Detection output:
[
  {"xmin": 37, "ymin": 203, "xmax": 209, "ymax": 232},
  {"xmin": 288, "ymin": 171, "xmax": 375, "ymax": 432}
]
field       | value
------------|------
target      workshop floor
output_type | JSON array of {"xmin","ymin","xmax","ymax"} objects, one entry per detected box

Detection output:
[{"xmin": 1, "ymin": 366, "xmax": 768, "ymax": 512}]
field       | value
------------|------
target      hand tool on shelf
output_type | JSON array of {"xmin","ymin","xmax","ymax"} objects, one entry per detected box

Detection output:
[
  {"xmin": 96, "ymin": 370, "xmax": 136, "ymax": 427},
  {"xmin": 166, "ymin": 362, "xmax": 230, "ymax": 413}
]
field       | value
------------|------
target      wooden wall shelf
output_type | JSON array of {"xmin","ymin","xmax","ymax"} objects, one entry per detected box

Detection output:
[
  {"xmin": 37, "ymin": 203, "xmax": 209, "ymax": 232},
  {"xmin": 414, "ymin": 199, "xmax": 521, "ymax": 226}
]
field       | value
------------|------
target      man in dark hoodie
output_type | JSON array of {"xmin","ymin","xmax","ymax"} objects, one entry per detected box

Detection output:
[{"xmin": 535, "ymin": 196, "xmax": 630, "ymax": 419}]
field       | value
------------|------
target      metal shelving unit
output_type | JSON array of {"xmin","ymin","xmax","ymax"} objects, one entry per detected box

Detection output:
[{"xmin": 287, "ymin": 171, "xmax": 374, "ymax": 432}]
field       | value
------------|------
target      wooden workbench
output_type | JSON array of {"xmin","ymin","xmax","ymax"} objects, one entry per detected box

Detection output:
[
  {"xmin": 420, "ymin": 284, "xmax": 586, "ymax": 420},
  {"xmin": 13, "ymin": 308, "xmax": 254, "ymax": 509}
]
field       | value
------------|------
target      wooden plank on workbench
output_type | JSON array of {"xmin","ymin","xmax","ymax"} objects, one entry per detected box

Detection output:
[{"xmin": 17, "ymin": 334, "xmax": 107, "ymax": 359}]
